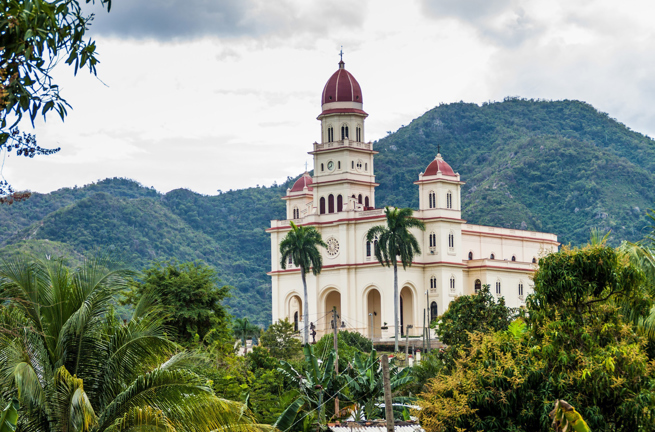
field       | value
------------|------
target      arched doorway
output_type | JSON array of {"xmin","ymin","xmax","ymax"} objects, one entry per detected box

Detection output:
[
  {"xmin": 288, "ymin": 295, "xmax": 302, "ymax": 332},
  {"xmin": 324, "ymin": 291, "xmax": 341, "ymax": 331},
  {"xmin": 399, "ymin": 286, "xmax": 414, "ymax": 336},
  {"xmin": 475, "ymin": 279, "xmax": 481, "ymax": 294},
  {"xmin": 367, "ymin": 288, "xmax": 381, "ymax": 339},
  {"xmin": 430, "ymin": 301, "xmax": 438, "ymax": 323}
]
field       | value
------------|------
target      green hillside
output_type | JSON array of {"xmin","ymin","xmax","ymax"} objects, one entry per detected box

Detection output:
[
  {"xmin": 1, "ymin": 98, "xmax": 654, "ymax": 323},
  {"xmin": 374, "ymin": 98, "xmax": 655, "ymax": 245}
]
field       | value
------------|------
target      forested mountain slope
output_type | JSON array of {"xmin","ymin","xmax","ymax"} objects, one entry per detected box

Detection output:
[{"xmin": 1, "ymin": 99, "xmax": 653, "ymax": 323}]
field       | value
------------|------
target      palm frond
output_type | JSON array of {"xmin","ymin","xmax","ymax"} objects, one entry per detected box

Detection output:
[
  {"xmin": 52, "ymin": 366, "xmax": 97, "ymax": 432},
  {"xmin": 104, "ymin": 406, "xmax": 174, "ymax": 432}
]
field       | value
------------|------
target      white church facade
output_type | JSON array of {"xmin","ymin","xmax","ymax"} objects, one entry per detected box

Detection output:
[{"xmin": 267, "ymin": 59, "xmax": 559, "ymax": 340}]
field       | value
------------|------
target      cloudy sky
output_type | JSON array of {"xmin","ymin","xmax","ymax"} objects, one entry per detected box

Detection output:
[{"xmin": 4, "ymin": 0, "xmax": 655, "ymax": 195}]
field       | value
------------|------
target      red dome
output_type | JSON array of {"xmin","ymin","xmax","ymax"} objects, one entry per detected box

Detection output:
[
  {"xmin": 290, "ymin": 172, "xmax": 313, "ymax": 192},
  {"xmin": 424, "ymin": 155, "xmax": 456, "ymax": 177},
  {"xmin": 321, "ymin": 61, "xmax": 363, "ymax": 105}
]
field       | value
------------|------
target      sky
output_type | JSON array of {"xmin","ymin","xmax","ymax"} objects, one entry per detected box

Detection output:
[{"xmin": 4, "ymin": 0, "xmax": 655, "ymax": 195}]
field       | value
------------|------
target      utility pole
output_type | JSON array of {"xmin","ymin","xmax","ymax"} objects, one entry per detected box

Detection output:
[
  {"xmin": 382, "ymin": 355, "xmax": 394, "ymax": 432},
  {"xmin": 405, "ymin": 325, "xmax": 413, "ymax": 366},
  {"xmin": 425, "ymin": 290, "xmax": 431, "ymax": 353},
  {"xmin": 333, "ymin": 307, "xmax": 339, "ymax": 417},
  {"xmin": 369, "ymin": 312, "xmax": 374, "ymax": 341},
  {"xmin": 423, "ymin": 309, "xmax": 426, "ymax": 353}
]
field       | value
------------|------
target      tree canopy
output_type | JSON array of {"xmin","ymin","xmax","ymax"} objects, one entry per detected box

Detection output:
[{"xmin": 126, "ymin": 260, "xmax": 232, "ymax": 344}]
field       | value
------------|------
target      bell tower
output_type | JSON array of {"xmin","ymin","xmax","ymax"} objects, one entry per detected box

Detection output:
[{"xmin": 310, "ymin": 56, "xmax": 378, "ymax": 215}]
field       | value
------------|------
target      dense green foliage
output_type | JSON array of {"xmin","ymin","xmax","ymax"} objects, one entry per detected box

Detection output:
[
  {"xmin": 126, "ymin": 260, "xmax": 231, "ymax": 343},
  {"xmin": 1, "ymin": 100, "xmax": 655, "ymax": 321},
  {"xmin": 260, "ymin": 319, "xmax": 302, "ymax": 360},
  {"xmin": 0, "ymin": 256, "xmax": 261, "ymax": 432},
  {"xmin": 417, "ymin": 244, "xmax": 655, "ymax": 432},
  {"xmin": 435, "ymin": 285, "xmax": 516, "ymax": 347}
]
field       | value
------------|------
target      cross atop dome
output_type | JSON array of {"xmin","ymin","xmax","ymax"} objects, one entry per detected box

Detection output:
[{"xmin": 339, "ymin": 46, "xmax": 344, "ymax": 69}]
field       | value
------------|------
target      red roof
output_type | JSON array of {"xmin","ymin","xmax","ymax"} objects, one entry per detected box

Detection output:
[
  {"xmin": 290, "ymin": 172, "xmax": 313, "ymax": 192},
  {"xmin": 321, "ymin": 61, "xmax": 363, "ymax": 105},
  {"xmin": 424, "ymin": 155, "xmax": 456, "ymax": 177}
]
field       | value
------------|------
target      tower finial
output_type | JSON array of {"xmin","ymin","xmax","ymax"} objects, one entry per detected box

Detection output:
[
  {"xmin": 437, "ymin": 143, "xmax": 441, "ymax": 155},
  {"xmin": 338, "ymin": 46, "xmax": 344, "ymax": 69},
  {"xmin": 305, "ymin": 161, "xmax": 308, "ymax": 172}
]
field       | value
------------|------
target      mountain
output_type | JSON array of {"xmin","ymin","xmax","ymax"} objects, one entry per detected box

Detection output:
[{"xmin": 1, "ymin": 99, "xmax": 654, "ymax": 323}]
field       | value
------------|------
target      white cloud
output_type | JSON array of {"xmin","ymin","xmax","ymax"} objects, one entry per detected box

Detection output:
[{"xmin": 6, "ymin": 0, "xmax": 655, "ymax": 195}]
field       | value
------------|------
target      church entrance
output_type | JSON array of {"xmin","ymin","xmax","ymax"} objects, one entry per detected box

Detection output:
[
  {"xmin": 324, "ymin": 290, "xmax": 341, "ymax": 331},
  {"xmin": 366, "ymin": 288, "xmax": 381, "ymax": 339},
  {"xmin": 400, "ymin": 286, "xmax": 414, "ymax": 336}
]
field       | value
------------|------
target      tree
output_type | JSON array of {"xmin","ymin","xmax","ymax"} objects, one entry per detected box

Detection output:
[
  {"xmin": 436, "ymin": 285, "xmax": 516, "ymax": 348},
  {"xmin": 234, "ymin": 317, "xmax": 260, "ymax": 354},
  {"xmin": 260, "ymin": 318, "xmax": 302, "ymax": 360},
  {"xmin": 279, "ymin": 221, "xmax": 327, "ymax": 345},
  {"xmin": 127, "ymin": 260, "xmax": 231, "ymax": 344},
  {"xmin": 1, "ymin": 0, "xmax": 111, "ymax": 196},
  {"xmin": 417, "ymin": 244, "xmax": 655, "ymax": 432},
  {"xmin": 366, "ymin": 207, "xmax": 425, "ymax": 352},
  {"xmin": 0, "ymin": 255, "xmax": 262, "ymax": 432}
]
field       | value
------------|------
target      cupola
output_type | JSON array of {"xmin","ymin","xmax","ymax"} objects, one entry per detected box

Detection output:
[
  {"xmin": 423, "ymin": 154, "xmax": 457, "ymax": 178},
  {"xmin": 289, "ymin": 172, "xmax": 313, "ymax": 193},
  {"xmin": 319, "ymin": 60, "xmax": 367, "ymax": 118}
]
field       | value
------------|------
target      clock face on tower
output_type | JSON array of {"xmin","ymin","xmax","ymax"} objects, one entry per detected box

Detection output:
[{"xmin": 327, "ymin": 161, "xmax": 334, "ymax": 171}]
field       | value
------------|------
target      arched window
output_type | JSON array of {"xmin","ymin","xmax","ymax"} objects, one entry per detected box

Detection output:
[
  {"xmin": 293, "ymin": 311, "xmax": 299, "ymax": 331},
  {"xmin": 341, "ymin": 124, "xmax": 349, "ymax": 140},
  {"xmin": 327, "ymin": 126, "xmax": 334, "ymax": 142},
  {"xmin": 428, "ymin": 191, "xmax": 436, "ymax": 209},
  {"xmin": 490, "ymin": 253, "xmax": 495, "ymax": 260},
  {"xmin": 430, "ymin": 275, "xmax": 437, "ymax": 289},
  {"xmin": 288, "ymin": 255, "xmax": 293, "ymax": 266},
  {"xmin": 429, "ymin": 232, "xmax": 436, "ymax": 249},
  {"xmin": 365, "ymin": 196, "xmax": 370, "ymax": 208},
  {"xmin": 430, "ymin": 301, "xmax": 438, "ymax": 323},
  {"xmin": 366, "ymin": 241, "xmax": 372, "ymax": 257},
  {"xmin": 475, "ymin": 279, "xmax": 481, "ymax": 293},
  {"xmin": 319, "ymin": 197, "xmax": 326, "ymax": 214},
  {"xmin": 449, "ymin": 275, "xmax": 455, "ymax": 292},
  {"xmin": 532, "ymin": 257, "xmax": 537, "ymax": 264},
  {"xmin": 495, "ymin": 280, "xmax": 501, "ymax": 295},
  {"xmin": 518, "ymin": 281, "xmax": 524, "ymax": 296},
  {"xmin": 448, "ymin": 232, "xmax": 454, "ymax": 248},
  {"xmin": 468, "ymin": 251, "xmax": 473, "ymax": 260},
  {"xmin": 511, "ymin": 255, "xmax": 516, "ymax": 262},
  {"xmin": 328, "ymin": 194, "xmax": 335, "ymax": 213},
  {"xmin": 337, "ymin": 195, "xmax": 343, "ymax": 212},
  {"xmin": 446, "ymin": 191, "xmax": 453, "ymax": 209},
  {"xmin": 358, "ymin": 194, "xmax": 363, "ymax": 204},
  {"xmin": 356, "ymin": 126, "xmax": 362, "ymax": 142},
  {"xmin": 292, "ymin": 207, "xmax": 299, "ymax": 219},
  {"xmin": 321, "ymin": 163, "xmax": 324, "ymax": 172}
]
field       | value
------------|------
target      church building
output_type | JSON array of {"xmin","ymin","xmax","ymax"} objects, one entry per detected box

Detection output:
[{"xmin": 267, "ymin": 59, "xmax": 559, "ymax": 340}]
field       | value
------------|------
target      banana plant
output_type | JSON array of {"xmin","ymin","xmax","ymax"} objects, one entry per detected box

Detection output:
[
  {"xmin": 346, "ymin": 349, "xmax": 413, "ymax": 420},
  {"xmin": 275, "ymin": 345, "xmax": 345, "ymax": 430}
]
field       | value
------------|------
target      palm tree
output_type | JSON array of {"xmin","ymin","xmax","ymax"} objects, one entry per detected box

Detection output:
[
  {"xmin": 0, "ymin": 256, "xmax": 262, "ymax": 432},
  {"xmin": 233, "ymin": 317, "xmax": 260, "ymax": 354},
  {"xmin": 280, "ymin": 221, "xmax": 327, "ymax": 345},
  {"xmin": 367, "ymin": 207, "xmax": 425, "ymax": 352}
]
